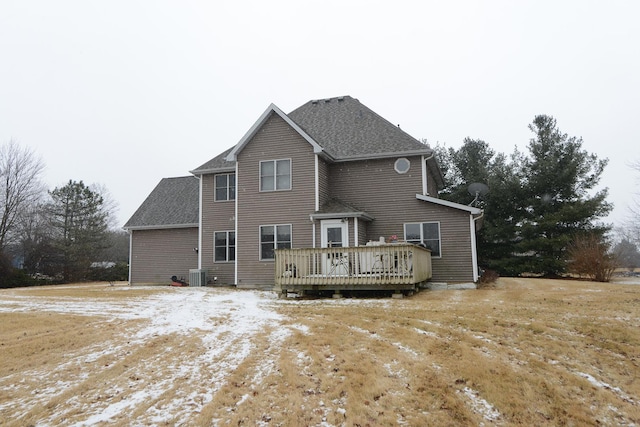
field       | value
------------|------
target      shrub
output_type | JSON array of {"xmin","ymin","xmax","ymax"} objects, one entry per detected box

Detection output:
[
  {"xmin": 0, "ymin": 253, "xmax": 39, "ymax": 288},
  {"xmin": 567, "ymin": 233, "xmax": 617, "ymax": 282},
  {"xmin": 478, "ymin": 269, "xmax": 499, "ymax": 288},
  {"xmin": 87, "ymin": 262, "xmax": 128, "ymax": 282}
]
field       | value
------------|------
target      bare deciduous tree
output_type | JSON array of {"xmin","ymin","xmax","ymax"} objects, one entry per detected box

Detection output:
[
  {"xmin": 0, "ymin": 140, "xmax": 46, "ymax": 252},
  {"xmin": 625, "ymin": 160, "xmax": 640, "ymax": 246},
  {"xmin": 567, "ymin": 233, "xmax": 618, "ymax": 282}
]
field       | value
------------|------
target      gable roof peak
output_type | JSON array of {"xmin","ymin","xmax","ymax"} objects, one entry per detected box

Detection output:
[{"xmin": 225, "ymin": 103, "xmax": 323, "ymax": 162}]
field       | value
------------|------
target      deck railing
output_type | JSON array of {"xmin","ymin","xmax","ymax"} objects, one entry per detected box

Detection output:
[{"xmin": 274, "ymin": 243, "xmax": 431, "ymax": 292}]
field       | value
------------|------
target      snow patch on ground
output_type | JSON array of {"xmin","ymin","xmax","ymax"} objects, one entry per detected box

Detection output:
[
  {"xmin": 577, "ymin": 372, "xmax": 637, "ymax": 405},
  {"xmin": 459, "ymin": 386, "xmax": 501, "ymax": 424},
  {"xmin": 0, "ymin": 286, "xmax": 289, "ymax": 426}
]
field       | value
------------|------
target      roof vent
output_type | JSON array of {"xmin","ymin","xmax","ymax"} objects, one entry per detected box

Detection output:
[
  {"xmin": 337, "ymin": 96, "xmax": 344, "ymax": 102},
  {"xmin": 311, "ymin": 100, "xmax": 318, "ymax": 105},
  {"xmin": 324, "ymin": 98, "xmax": 331, "ymax": 103}
]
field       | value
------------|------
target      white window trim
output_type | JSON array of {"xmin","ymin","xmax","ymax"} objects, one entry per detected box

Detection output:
[
  {"xmin": 404, "ymin": 221, "xmax": 442, "ymax": 258},
  {"xmin": 259, "ymin": 224, "xmax": 292, "ymax": 261},
  {"xmin": 214, "ymin": 230, "xmax": 235, "ymax": 263},
  {"xmin": 394, "ymin": 157, "xmax": 411, "ymax": 174},
  {"xmin": 214, "ymin": 173, "xmax": 236, "ymax": 202},
  {"xmin": 259, "ymin": 158, "xmax": 292, "ymax": 192}
]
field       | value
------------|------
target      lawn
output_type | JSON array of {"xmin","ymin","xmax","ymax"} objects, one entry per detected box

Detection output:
[{"xmin": 0, "ymin": 277, "xmax": 638, "ymax": 426}]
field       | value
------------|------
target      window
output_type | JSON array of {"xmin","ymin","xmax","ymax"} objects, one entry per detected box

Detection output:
[
  {"xmin": 394, "ymin": 157, "xmax": 410, "ymax": 174},
  {"xmin": 215, "ymin": 173, "xmax": 236, "ymax": 201},
  {"xmin": 260, "ymin": 224, "xmax": 291, "ymax": 260},
  {"xmin": 214, "ymin": 231, "xmax": 235, "ymax": 262},
  {"xmin": 260, "ymin": 159, "xmax": 291, "ymax": 191},
  {"xmin": 404, "ymin": 222, "xmax": 441, "ymax": 257}
]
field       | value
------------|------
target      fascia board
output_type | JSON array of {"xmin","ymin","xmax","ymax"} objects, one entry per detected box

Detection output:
[
  {"xmin": 310, "ymin": 212, "xmax": 374, "ymax": 221},
  {"xmin": 332, "ymin": 148, "xmax": 434, "ymax": 163},
  {"xmin": 123, "ymin": 223, "xmax": 199, "ymax": 231},
  {"xmin": 415, "ymin": 194, "xmax": 482, "ymax": 215},
  {"xmin": 225, "ymin": 103, "xmax": 323, "ymax": 162},
  {"xmin": 189, "ymin": 166, "xmax": 236, "ymax": 176}
]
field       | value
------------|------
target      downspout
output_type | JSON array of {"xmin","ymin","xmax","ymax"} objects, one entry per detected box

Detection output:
[
  {"xmin": 127, "ymin": 229, "xmax": 132, "ymax": 285},
  {"xmin": 313, "ymin": 154, "xmax": 319, "ymax": 248},
  {"xmin": 234, "ymin": 162, "xmax": 239, "ymax": 285},
  {"xmin": 422, "ymin": 153, "xmax": 434, "ymax": 196},
  {"xmin": 471, "ymin": 211, "xmax": 484, "ymax": 282},
  {"xmin": 314, "ymin": 154, "xmax": 319, "ymax": 211},
  {"xmin": 196, "ymin": 174, "xmax": 203, "ymax": 270}
]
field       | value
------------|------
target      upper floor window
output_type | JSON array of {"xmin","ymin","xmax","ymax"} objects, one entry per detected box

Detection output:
[
  {"xmin": 214, "ymin": 231, "xmax": 235, "ymax": 262},
  {"xmin": 215, "ymin": 173, "xmax": 236, "ymax": 201},
  {"xmin": 394, "ymin": 157, "xmax": 410, "ymax": 174},
  {"xmin": 260, "ymin": 159, "xmax": 291, "ymax": 191},
  {"xmin": 260, "ymin": 224, "xmax": 291, "ymax": 260},
  {"xmin": 404, "ymin": 222, "xmax": 441, "ymax": 257}
]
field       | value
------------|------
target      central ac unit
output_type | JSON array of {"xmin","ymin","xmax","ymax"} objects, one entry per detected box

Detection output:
[{"xmin": 189, "ymin": 269, "xmax": 206, "ymax": 287}]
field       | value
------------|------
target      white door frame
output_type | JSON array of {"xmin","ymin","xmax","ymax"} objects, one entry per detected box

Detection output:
[
  {"xmin": 320, "ymin": 219, "xmax": 349, "ymax": 275},
  {"xmin": 320, "ymin": 219, "xmax": 349, "ymax": 248}
]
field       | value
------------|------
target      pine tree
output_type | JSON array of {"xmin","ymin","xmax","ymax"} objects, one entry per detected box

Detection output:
[
  {"xmin": 516, "ymin": 115, "xmax": 611, "ymax": 276},
  {"xmin": 437, "ymin": 116, "xmax": 611, "ymax": 277},
  {"xmin": 48, "ymin": 180, "xmax": 109, "ymax": 282},
  {"xmin": 438, "ymin": 139, "xmax": 526, "ymax": 275}
]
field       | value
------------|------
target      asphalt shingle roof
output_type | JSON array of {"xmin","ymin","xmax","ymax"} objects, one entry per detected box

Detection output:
[
  {"xmin": 124, "ymin": 176, "xmax": 199, "ymax": 229},
  {"xmin": 191, "ymin": 146, "xmax": 235, "ymax": 174},
  {"xmin": 131, "ymin": 96, "xmax": 441, "ymax": 228},
  {"xmin": 288, "ymin": 96, "xmax": 432, "ymax": 160}
]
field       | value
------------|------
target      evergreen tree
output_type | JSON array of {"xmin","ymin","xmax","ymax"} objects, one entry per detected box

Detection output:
[
  {"xmin": 438, "ymin": 138, "xmax": 495, "ymax": 206},
  {"xmin": 48, "ymin": 180, "xmax": 109, "ymax": 282},
  {"xmin": 438, "ymin": 139, "xmax": 526, "ymax": 274},
  {"xmin": 438, "ymin": 116, "xmax": 611, "ymax": 277},
  {"xmin": 517, "ymin": 115, "xmax": 611, "ymax": 276},
  {"xmin": 612, "ymin": 238, "xmax": 640, "ymax": 270}
]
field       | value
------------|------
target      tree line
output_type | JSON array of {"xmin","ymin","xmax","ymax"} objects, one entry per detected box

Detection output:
[
  {"xmin": 0, "ymin": 141, "xmax": 128, "ymax": 287},
  {"xmin": 436, "ymin": 114, "xmax": 640, "ymax": 281}
]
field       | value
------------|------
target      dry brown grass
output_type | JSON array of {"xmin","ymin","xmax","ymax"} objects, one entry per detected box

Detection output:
[{"xmin": 0, "ymin": 278, "xmax": 638, "ymax": 426}]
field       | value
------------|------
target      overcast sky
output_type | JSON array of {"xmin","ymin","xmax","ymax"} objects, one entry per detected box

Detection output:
[{"xmin": 1, "ymin": 1, "xmax": 638, "ymax": 228}]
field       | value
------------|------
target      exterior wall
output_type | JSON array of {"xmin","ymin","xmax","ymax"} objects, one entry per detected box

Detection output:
[
  {"xmin": 355, "ymin": 217, "xmax": 368, "ymax": 246},
  {"xmin": 329, "ymin": 156, "xmax": 476, "ymax": 282},
  {"xmin": 236, "ymin": 113, "xmax": 316, "ymax": 287},
  {"xmin": 200, "ymin": 173, "xmax": 236, "ymax": 285},
  {"xmin": 129, "ymin": 227, "xmax": 198, "ymax": 285},
  {"xmin": 426, "ymin": 164, "xmax": 438, "ymax": 197},
  {"xmin": 317, "ymin": 156, "xmax": 331, "ymax": 210}
]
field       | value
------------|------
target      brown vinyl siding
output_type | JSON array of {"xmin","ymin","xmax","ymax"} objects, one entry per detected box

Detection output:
[
  {"xmin": 426, "ymin": 166, "xmax": 438, "ymax": 197},
  {"xmin": 317, "ymin": 156, "xmax": 331, "ymax": 210},
  {"xmin": 329, "ymin": 156, "xmax": 476, "ymax": 282},
  {"xmin": 200, "ymin": 173, "xmax": 236, "ymax": 285},
  {"xmin": 355, "ymin": 217, "xmax": 368, "ymax": 246},
  {"xmin": 129, "ymin": 228, "xmax": 198, "ymax": 285},
  {"xmin": 236, "ymin": 113, "xmax": 316, "ymax": 287}
]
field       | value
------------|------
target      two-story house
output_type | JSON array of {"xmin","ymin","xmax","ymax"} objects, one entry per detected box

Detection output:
[{"xmin": 124, "ymin": 96, "xmax": 483, "ymax": 290}]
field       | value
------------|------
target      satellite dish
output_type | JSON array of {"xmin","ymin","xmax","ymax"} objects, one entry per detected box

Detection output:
[{"xmin": 467, "ymin": 182, "xmax": 489, "ymax": 206}]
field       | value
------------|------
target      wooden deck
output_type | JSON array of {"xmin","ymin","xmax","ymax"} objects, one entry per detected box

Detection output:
[{"xmin": 274, "ymin": 244, "xmax": 432, "ymax": 296}]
